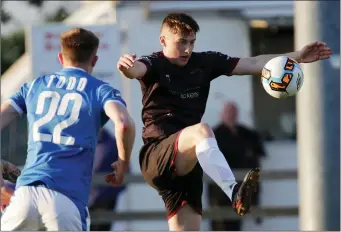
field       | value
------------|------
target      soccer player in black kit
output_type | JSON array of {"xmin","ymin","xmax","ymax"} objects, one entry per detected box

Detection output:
[{"xmin": 117, "ymin": 12, "xmax": 332, "ymax": 231}]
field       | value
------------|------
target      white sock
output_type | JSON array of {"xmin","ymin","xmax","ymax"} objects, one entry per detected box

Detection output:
[{"xmin": 195, "ymin": 138, "xmax": 237, "ymax": 200}]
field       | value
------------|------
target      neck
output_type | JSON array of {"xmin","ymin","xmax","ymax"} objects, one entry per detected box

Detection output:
[
  {"xmin": 224, "ymin": 122, "xmax": 237, "ymax": 129},
  {"xmin": 63, "ymin": 63, "xmax": 91, "ymax": 73},
  {"xmin": 226, "ymin": 123, "xmax": 238, "ymax": 135}
]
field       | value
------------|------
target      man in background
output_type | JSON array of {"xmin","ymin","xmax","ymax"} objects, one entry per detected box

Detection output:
[
  {"xmin": 209, "ymin": 102, "xmax": 266, "ymax": 230},
  {"xmin": 88, "ymin": 127, "xmax": 128, "ymax": 231}
]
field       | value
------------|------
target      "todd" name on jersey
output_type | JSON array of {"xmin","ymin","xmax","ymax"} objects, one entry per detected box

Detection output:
[{"xmin": 47, "ymin": 75, "xmax": 88, "ymax": 92}]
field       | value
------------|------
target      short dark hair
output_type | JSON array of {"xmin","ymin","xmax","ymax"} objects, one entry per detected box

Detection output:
[
  {"xmin": 60, "ymin": 28, "xmax": 99, "ymax": 64},
  {"xmin": 161, "ymin": 12, "xmax": 200, "ymax": 36}
]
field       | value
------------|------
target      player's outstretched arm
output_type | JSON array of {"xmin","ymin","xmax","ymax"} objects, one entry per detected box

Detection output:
[
  {"xmin": 0, "ymin": 103, "xmax": 20, "ymax": 130},
  {"xmin": 104, "ymin": 102, "xmax": 135, "ymax": 163},
  {"xmin": 117, "ymin": 54, "xmax": 147, "ymax": 79},
  {"xmin": 105, "ymin": 101, "xmax": 135, "ymax": 163},
  {"xmin": 104, "ymin": 101, "xmax": 135, "ymax": 186},
  {"xmin": 231, "ymin": 41, "xmax": 332, "ymax": 76}
]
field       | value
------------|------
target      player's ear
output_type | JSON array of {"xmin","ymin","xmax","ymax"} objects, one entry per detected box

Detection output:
[
  {"xmin": 91, "ymin": 55, "xmax": 98, "ymax": 67},
  {"xmin": 57, "ymin": 53, "xmax": 64, "ymax": 65},
  {"xmin": 160, "ymin": 35, "xmax": 166, "ymax": 47}
]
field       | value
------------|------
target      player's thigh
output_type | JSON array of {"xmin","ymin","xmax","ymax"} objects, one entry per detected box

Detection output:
[
  {"xmin": 176, "ymin": 123, "xmax": 215, "ymax": 176},
  {"xmin": 36, "ymin": 187, "xmax": 88, "ymax": 231},
  {"xmin": 163, "ymin": 164, "xmax": 203, "ymax": 221},
  {"xmin": 139, "ymin": 132, "xmax": 181, "ymax": 189},
  {"xmin": 168, "ymin": 204, "xmax": 201, "ymax": 231},
  {"xmin": 1, "ymin": 186, "xmax": 41, "ymax": 231}
]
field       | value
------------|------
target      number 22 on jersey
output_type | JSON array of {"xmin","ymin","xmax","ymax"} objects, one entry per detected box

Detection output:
[{"xmin": 33, "ymin": 91, "xmax": 83, "ymax": 146}]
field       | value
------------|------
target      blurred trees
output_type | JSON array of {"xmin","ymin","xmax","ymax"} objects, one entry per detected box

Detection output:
[
  {"xmin": 1, "ymin": 31, "xmax": 26, "ymax": 74},
  {"xmin": 1, "ymin": 1, "xmax": 11, "ymax": 24},
  {"xmin": 1, "ymin": 1, "xmax": 70, "ymax": 75}
]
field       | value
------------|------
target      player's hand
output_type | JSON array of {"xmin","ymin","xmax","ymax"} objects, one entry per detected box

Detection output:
[
  {"xmin": 104, "ymin": 159, "xmax": 129, "ymax": 187},
  {"xmin": 117, "ymin": 54, "xmax": 137, "ymax": 71},
  {"xmin": 1, "ymin": 184, "xmax": 14, "ymax": 213},
  {"xmin": 299, "ymin": 41, "xmax": 332, "ymax": 63}
]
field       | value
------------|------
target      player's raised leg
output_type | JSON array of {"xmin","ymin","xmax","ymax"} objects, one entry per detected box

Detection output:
[{"xmin": 172, "ymin": 123, "xmax": 259, "ymax": 223}]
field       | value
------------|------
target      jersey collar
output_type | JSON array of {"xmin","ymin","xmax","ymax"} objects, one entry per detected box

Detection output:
[{"xmin": 63, "ymin": 66, "xmax": 87, "ymax": 73}]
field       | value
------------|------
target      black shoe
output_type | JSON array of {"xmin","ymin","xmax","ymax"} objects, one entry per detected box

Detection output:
[{"xmin": 231, "ymin": 168, "xmax": 260, "ymax": 216}]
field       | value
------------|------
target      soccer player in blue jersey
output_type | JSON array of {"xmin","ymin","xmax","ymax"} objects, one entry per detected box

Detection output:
[{"xmin": 0, "ymin": 28, "xmax": 135, "ymax": 231}]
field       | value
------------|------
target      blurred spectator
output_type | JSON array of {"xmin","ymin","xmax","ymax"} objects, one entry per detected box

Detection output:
[
  {"xmin": 208, "ymin": 102, "xmax": 266, "ymax": 231},
  {"xmin": 88, "ymin": 127, "xmax": 127, "ymax": 231}
]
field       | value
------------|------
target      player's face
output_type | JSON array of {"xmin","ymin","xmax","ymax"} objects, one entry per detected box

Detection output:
[{"xmin": 161, "ymin": 30, "xmax": 196, "ymax": 67}]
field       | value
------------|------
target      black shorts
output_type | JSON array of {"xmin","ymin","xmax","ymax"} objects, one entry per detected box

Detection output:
[{"xmin": 139, "ymin": 131, "xmax": 203, "ymax": 219}]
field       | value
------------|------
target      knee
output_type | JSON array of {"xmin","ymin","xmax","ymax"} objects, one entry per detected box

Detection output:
[{"xmin": 195, "ymin": 123, "xmax": 214, "ymax": 140}]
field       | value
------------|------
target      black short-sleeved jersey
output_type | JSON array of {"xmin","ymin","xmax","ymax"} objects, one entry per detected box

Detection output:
[{"xmin": 137, "ymin": 51, "xmax": 240, "ymax": 142}]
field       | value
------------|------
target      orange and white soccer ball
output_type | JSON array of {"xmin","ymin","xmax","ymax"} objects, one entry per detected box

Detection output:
[{"xmin": 261, "ymin": 56, "xmax": 304, "ymax": 99}]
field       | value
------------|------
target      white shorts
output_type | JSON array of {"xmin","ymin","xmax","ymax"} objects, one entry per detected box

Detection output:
[{"xmin": 1, "ymin": 185, "xmax": 90, "ymax": 231}]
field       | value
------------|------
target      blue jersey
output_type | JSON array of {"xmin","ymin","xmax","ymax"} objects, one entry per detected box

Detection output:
[{"xmin": 7, "ymin": 67, "xmax": 126, "ymax": 207}]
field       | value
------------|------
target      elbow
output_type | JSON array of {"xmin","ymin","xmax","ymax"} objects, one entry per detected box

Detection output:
[
  {"xmin": 126, "ymin": 116, "xmax": 135, "ymax": 132},
  {"xmin": 116, "ymin": 116, "xmax": 135, "ymax": 133}
]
